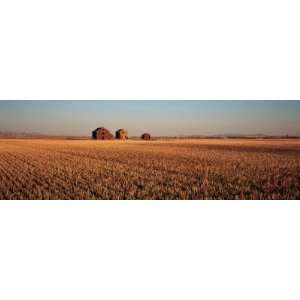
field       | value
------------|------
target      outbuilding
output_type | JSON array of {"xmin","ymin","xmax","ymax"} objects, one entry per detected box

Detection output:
[
  {"xmin": 92, "ymin": 127, "xmax": 114, "ymax": 140},
  {"xmin": 115, "ymin": 129, "xmax": 128, "ymax": 140},
  {"xmin": 141, "ymin": 133, "xmax": 151, "ymax": 140}
]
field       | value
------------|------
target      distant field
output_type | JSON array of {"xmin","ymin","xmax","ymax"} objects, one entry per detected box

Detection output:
[{"xmin": 0, "ymin": 139, "xmax": 299, "ymax": 199}]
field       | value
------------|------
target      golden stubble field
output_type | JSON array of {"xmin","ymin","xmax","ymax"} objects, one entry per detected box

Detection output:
[{"xmin": 0, "ymin": 138, "xmax": 299, "ymax": 200}]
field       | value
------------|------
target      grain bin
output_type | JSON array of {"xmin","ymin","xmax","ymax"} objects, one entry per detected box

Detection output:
[
  {"xmin": 115, "ymin": 129, "xmax": 128, "ymax": 140},
  {"xmin": 141, "ymin": 133, "xmax": 151, "ymax": 140}
]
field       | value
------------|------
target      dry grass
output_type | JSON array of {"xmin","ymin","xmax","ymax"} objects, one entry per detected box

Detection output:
[{"xmin": 0, "ymin": 138, "xmax": 299, "ymax": 199}]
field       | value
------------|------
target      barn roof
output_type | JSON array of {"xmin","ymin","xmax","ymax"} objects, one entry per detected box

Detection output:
[
  {"xmin": 94, "ymin": 127, "xmax": 105, "ymax": 130},
  {"xmin": 93, "ymin": 127, "xmax": 108, "ymax": 132}
]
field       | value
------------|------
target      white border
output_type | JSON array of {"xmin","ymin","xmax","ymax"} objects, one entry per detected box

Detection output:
[
  {"xmin": 0, "ymin": 0, "xmax": 299, "ymax": 100},
  {"xmin": 1, "ymin": 200, "xmax": 300, "ymax": 300}
]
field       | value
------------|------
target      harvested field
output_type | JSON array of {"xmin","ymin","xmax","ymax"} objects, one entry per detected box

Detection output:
[{"xmin": 0, "ymin": 139, "xmax": 299, "ymax": 200}]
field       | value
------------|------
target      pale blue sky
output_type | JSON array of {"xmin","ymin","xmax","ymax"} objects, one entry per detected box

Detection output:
[{"xmin": 0, "ymin": 101, "xmax": 299, "ymax": 136}]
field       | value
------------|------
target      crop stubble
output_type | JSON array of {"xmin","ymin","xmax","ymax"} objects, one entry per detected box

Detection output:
[{"xmin": 0, "ymin": 139, "xmax": 299, "ymax": 199}]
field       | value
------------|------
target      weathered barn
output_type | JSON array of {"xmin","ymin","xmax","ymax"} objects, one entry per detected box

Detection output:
[
  {"xmin": 115, "ymin": 129, "xmax": 128, "ymax": 140},
  {"xmin": 141, "ymin": 133, "xmax": 151, "ymax": 140},
  {"xmin": 92, "ymin": 127, "xmax": 114, "ymax": 140}
]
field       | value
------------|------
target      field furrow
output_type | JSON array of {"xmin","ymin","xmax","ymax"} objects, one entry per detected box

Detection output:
[{"xmin": 0, "ymin": 139, "xmax": 299, "ymax": 199}]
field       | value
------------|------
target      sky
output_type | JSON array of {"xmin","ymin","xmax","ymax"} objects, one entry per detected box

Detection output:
[{"xmin": 0, "ymin": 101, "xmax": 299, "ymax": 136}]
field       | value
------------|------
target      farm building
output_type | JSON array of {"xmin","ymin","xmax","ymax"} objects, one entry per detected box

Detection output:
[
  {"xmin": 92, "ymin": 127, "xmax": 114, "ymax": 140},
  {"xmin": 141, "ymin": 133, "xmax": 151, "ymax": 140},
  {"xmin": 115, "ymin": 129, "xmax": 128, "ymax": 140}
]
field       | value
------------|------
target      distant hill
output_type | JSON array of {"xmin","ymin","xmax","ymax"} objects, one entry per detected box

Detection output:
[
  {"xmin": 0, "ymin": 131, "xmax": 89, "ymax": 139},
  {"xmin": 0, "ymin": 131, "xmax": 299, "ymax": 140},
  {"xmin": 0, "ymin": 130, "xmax": 44, "ymax": 138}
]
